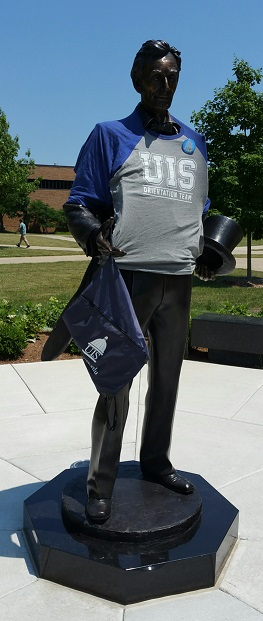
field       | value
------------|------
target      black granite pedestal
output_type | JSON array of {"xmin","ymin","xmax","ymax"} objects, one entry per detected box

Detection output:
[
  {"xmin": 191, "ymin": 313, "xmax": 263, "ymax": 369},
  {"xmin": 23, "ymin": 461, "xmax": 239, "ymax": 604}
]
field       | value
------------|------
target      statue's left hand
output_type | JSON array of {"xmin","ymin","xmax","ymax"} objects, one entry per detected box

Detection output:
[{"xmin": 195, "ymin": 263, "xmax": 216, "ymax": 282}]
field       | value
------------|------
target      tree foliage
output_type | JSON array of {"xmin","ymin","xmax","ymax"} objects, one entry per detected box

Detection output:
[
  {"xmin": 191, "ymin": 58, "xmax": 263, "ymax": 278},
  {"xmin": 0, "ymin": 109, "xmax": 39, "ymax": 230},
  {"xmin": 27, "ymin": 200, "xmax": 61, "ymax": 233},
  {"xmin": 52, "ymin": 208, "xmax": 68, "ymax": 232}
]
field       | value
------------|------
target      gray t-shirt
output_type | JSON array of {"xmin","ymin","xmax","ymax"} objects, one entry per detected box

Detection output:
[{"xmin": 111, "ymin": 132, "xmax": 208, "ymax": 275}]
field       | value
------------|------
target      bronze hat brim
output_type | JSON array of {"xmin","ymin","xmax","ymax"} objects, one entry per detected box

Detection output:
[{"xmin": 203, "ymin": 236, "xmax": 236, "ymax": 276}]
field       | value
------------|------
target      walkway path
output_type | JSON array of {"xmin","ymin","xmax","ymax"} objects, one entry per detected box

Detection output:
[
  {"xmin": 0, "ymin": 244, "xmax": 82, "ymax": 252},
  {"xmin": 0, "ymin": 237, "xmax": 263, "ymax": 270},
  {"xmin": 0, "ymin": 254, "xmax": 87, "ymax": 264},
  {"xmin": 0, "ymin": 246, "xmax": 263, "ymax": 271}
]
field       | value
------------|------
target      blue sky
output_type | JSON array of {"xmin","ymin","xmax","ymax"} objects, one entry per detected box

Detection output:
[{"xmin": 1, "ymin": 0, "xmax": 262, "ymax": 165}]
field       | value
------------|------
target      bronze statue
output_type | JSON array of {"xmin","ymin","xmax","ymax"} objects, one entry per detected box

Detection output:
[{"xmin": 48, "ymin": 41, "xmax": 216, "ymax": 523}]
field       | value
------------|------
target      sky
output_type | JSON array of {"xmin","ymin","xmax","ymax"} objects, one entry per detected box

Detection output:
[{"xmin": 1, "ymin": 0, "xmax": 262, "ymax": 166}]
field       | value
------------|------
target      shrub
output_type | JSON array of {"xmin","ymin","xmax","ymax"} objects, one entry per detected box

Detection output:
[
  {"xmin": 67, "ymin": 340, "xmax": 81, "ymax": 355},
  {"xmin": 0, "ymin": 321, "xmax": 27, "ymax": 359},
  {"xmin": 43, "ymin": 296, "xmax": 66, "ymax": 328},
  {"xmin": 27, "ymin": 200, "xmax": 59, "ymax": 233},
  {"xmin": 54, "ymin": 209, "xmax": 69, "ymax": 232},
  {"xmin": 1, "ymin": 301, "xmax": 46, "ymax": 340},
  {"xmin": 216, "ymin": 301, "xmax": 251, "ymax": 316},
  {"xmin": 0, "ymin": 297, "xmax": 82, "ymax": 360},
  {"xmin": 18, "ymin": 302, "xmax": 46, "ymax": 338},
  {"xmin": 0, "ymin": 298, "xmax": 12, "ymax": 321}
]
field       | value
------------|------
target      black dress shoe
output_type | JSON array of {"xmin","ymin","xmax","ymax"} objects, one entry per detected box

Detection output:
[
  {"xmin": 85, "ymin": 498, "xmax": 111, "ymax": 523},
  {"xmin": 142, "ymin": 469, "xmax": 195, "ymax": 495}
]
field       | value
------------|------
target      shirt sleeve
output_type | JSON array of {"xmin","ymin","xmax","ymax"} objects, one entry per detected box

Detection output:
[
  {"xmin": 67, "ymin": 124, "xmax": 114, "ymax": 213},
  {"xmin": 203, "ymin": 197, "xmax": 210, "ymax": 214}
]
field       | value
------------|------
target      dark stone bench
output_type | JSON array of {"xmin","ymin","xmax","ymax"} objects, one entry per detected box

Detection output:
[{"xmin": 191, "ymin": 313, "xmax": 263, "ymax": 368}]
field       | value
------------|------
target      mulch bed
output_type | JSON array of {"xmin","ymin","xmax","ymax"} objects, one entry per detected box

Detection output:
[
  {"xmin": 0, "ymin": 333, "xmax": 208, "ymax": 366},
  {"xmin": 0, "ymin": 332, "xmax": 82, "ymax": 365},
  {"xmin": 1, "ymin": 275, "xmax": 261, "ymax": 366}
]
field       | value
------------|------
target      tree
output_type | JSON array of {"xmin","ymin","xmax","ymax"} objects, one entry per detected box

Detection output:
[
  {"xmin": 53, "ymin": 208, "xmax": 68, "ymax": 232},
  {"xmin": 191, "ymin": 58, "xmax": 263, "ymax": 280},
  {"xmin": 0, "ymin": 109, "xmax": 39, "ymax": 231},
  {"xmin": 27, "ymin": 200, "xmax": 60, "ymax": 233}
]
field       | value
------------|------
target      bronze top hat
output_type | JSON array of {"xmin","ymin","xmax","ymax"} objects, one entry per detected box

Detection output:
[{"xmin": 199, "ymin": 215, "xmax": 243, "ymax": 275}]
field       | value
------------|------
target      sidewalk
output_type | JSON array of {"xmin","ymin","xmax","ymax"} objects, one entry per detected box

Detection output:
[
  {"xmin": 0, "ymin": 358, "xmax": 263, "ymax": 620},
  {"xmin": 0, "ymin": 241, "xmax": 262, "ymax": 270}
]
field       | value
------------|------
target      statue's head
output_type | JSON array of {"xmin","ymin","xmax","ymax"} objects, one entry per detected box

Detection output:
[{"xmin": 131, "ymin": 40, "xmax": 181, "ymax": 117}]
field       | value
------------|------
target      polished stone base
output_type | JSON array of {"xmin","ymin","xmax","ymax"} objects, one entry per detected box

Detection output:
[
  {"xmin": 23, "ymin": 462, "xmax": 239, "ymax": 604},
  {"xmin": 208, "ymin": 348, "xmax": 263, "ymax": 369},
  {"xmin": 62, "ymin": 464, "xmax": 202, "ymax": 541},
  {"xmin": 191, "ymin": 313, "xmax": 263, "ymax": 369}
]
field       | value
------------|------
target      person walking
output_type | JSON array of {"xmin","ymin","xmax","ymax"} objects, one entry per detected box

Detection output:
[{"xmin": 16, "ymin": 218, "xmax": 30, "ymax": 248}]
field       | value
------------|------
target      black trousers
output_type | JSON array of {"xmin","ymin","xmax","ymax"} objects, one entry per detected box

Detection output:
[{"xmin": 87, "ymin": 270, "xmax": 193, "ymax": 500}]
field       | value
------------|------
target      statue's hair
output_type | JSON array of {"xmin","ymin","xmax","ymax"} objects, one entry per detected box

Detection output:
[{"xmin": 131, "ymin": 40, "xmax": 181, "ymax": 87}]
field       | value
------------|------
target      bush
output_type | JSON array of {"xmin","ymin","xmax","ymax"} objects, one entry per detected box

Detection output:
[
  {"xmin": 54, "ymin": 209, "xmax": 69, "ymax": 232},
  {"xmin": 27, "ymin": 200, "xmax": 59, "ymax": 233},
  {"xmin": 215, "ymin": 301, "xmax": 252, "ymax": 316},
  {"xmin": 18, "ymin": 302, "xmax": 46, "ymax": 338},
  {"xmin": 0, "ymin": 321, "xmax": 27, "ymax": 359},
  {"xmin": 67, "ymin": 340, "xmax": 81, "ymax": 355},
  {"xmin": 0, "ymin": 296, "xmax": 80, "ymax": 360},
  {"xmin": 43, "ymin": 296, "xmax": 66, "ymax": 328},
  {"xmin": 0, "ymin": 300, "xmax": 46, "ymax": 340},
  {"xmin": 0, "ymin": 299, "xmax": 12, "ymax": 321}
]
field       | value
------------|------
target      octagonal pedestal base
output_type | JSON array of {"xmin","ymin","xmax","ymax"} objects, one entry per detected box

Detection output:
[{"xmin": 23, "ymin": 461, "xmax": 239, "ymax": 604}]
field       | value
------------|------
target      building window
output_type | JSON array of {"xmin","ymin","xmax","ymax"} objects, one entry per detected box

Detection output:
[{"xmin": 29, "ymin": 179, "xmax": 73, "ymax": 190}]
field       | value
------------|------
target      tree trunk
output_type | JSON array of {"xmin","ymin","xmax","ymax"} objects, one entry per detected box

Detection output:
[
  {"xmin": 0, "ymin": 213, "xmax": 4, "ymax": 231},
  {"xmin": 247, "ymin": 230, "xmax": 252, "ymax": 281}
]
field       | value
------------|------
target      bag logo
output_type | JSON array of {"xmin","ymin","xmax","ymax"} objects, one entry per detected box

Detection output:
[{"xmin": 82, "ymin": 336, "xmax": 108, "ymax": 375}]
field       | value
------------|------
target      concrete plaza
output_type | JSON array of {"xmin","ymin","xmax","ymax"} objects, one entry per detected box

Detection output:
[{"xmin": 0, "ymin": 357, "xmax": 263, "ymax": 620}]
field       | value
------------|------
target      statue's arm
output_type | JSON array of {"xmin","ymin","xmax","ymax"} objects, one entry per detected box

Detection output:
[
  {"xmin": 63, "ymin": 203, "xmax": 126, "ymax": 258},
  {"xmin": 63, "ymin": 202, "xmax": 101, "ymax": 257}
]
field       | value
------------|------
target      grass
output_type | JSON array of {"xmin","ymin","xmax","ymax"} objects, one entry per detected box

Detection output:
[
  {"xmin": 0, "ymin": 247, "xmax": 83, "ymax": 258},
  {"xmin": 0, "ymin": 261, "xmax": 262, "ymax": 316},
  {"xmin": 0, "ymin": 232, "xmax": 82, "ymax": 258},
  {"xmin": 0, "ymin": 232, "xmax": 79, "ymax": 248},
  {"xmin": 235, "ymin": 251, "xmax": 263, "ymax": 256},
  {"xmin": 191, "ymin": 269, "xmax": 263, "ymax": 318},
  {"xmin": 0, "ymin": 261, "xmax": 88, "ymax": 305},
  {"xmin": 235, "ymin": 254, "xmax": 263, "ymax": 259},
  {"xmin": 237, "ymin": 237, "xmax": 263, "ymax": 247}
]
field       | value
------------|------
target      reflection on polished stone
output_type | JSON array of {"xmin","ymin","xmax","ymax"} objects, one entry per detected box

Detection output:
[{"xmin": 23, "ymin": 461, "xmax": 239, "ymax": 604}]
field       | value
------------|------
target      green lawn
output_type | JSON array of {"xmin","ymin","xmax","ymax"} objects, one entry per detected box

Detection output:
[
  {"xmin": 0, "ymin": 247, "xmax": 83, "ymax": 258},
  {"xmin": 0, "ymin": 262, "xmax": 262, "ymax": 316},
  {"xmin": 237, "ymin": 237, "xmax": 263, "ymax": 247},
  {"xmin": 0, "ymin": 232, "xmax": 79, "ymax": 248},
  {"xmin": 191, "ymin": 269, "xmax": 263, "ymax": 317},
  {"xmin": 0, "ymin": 232, "xmax": 82, "ymax": 257},
  {"xmin": 0, "ymin": 261, "xmax": 88, "ymax": 305},
  {"xmin": 234, "ymin": 254, "xmax": 263, "ymax": 259}
]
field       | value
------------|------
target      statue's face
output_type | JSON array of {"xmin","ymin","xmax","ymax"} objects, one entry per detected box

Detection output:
[{"xmin": 136, "ymin": 52, "xmax": 179, "ymax": 117}]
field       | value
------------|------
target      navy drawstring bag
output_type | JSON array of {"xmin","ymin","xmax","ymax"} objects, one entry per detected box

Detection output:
[{"xmin": 63, "ymin": 256, "xmax": 149, "ymax": 396}]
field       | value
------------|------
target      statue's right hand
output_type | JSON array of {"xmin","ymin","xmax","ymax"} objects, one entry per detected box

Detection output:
[{"xmin": 96, "ymin": 217, "xmax": 126, "ymax": 257}]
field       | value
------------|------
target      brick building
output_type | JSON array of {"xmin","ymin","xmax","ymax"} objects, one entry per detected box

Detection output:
[{"xmin": 4, "ymin": 164, "xmax": 75, "ymax": 231}]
